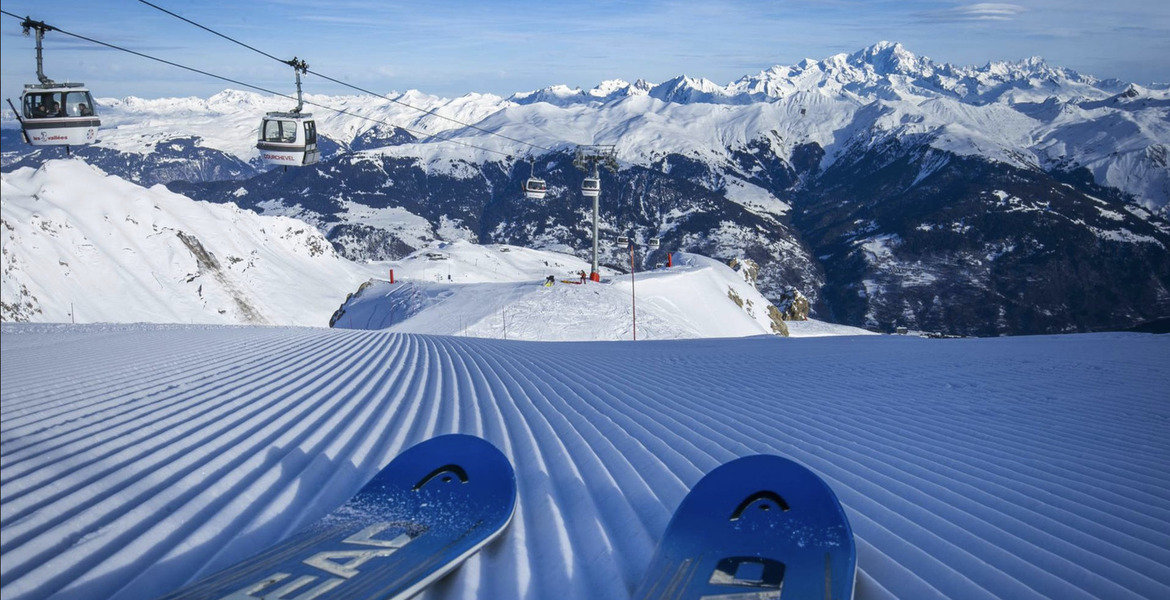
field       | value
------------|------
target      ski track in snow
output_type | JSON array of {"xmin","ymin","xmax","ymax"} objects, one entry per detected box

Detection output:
[{"xmin": 1, "ymin": 325, "xmax": 1169, "ymax": 600}]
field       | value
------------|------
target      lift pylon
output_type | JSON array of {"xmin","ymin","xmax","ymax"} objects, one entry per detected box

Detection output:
[{"xmin": 574, "ymin": 145, "xmax": 618, "ymax": 281}]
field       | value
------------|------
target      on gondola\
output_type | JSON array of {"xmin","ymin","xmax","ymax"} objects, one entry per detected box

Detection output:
[
  {"xmin": 581, "ymin": 176, "xmax": 600, "ymax": 198},
  {"xmin": 523, "ymin": 157, "xmax": 548, "ymax": 199},
  {"xmin": 257, "ymin": 58, "xmax": 319, "ymax": 168},
  {"xmin": 7, "ymin": 17, "xmax": 100, "ymax": 152}
]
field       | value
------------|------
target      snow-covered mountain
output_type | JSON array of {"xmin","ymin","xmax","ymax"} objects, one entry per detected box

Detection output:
[
  {"xmin": 9, "ymin": 41, "xmax": 1158, "ymax": 209},
  {"xmin": 1, "ymin": 160, "xmax": 380, "ymax": 326},
  {"xmin": 4, "ymin": 42, "xmax": 1169, "ymax": 336},
  {"xmin": 4, "ymin": 160, "xmax": 833, "ymax": 339},
  {"xmin": 3, "ymin": 42, "xmax": 1163, "ymax": 208}
]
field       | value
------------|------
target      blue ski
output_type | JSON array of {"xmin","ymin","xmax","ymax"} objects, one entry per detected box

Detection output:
[
  {"xmin": 159, "ymin": 434, "xmax": 516, "ymax": 600},
  {"xmin": 634, "ymin": 454, "xmax": 855, "ymax": 600}
]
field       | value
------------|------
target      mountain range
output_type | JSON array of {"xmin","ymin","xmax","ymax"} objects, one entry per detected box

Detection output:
[{"xmin": 3, "ymin": 41, "xmax": 1168, "ymax": 336}]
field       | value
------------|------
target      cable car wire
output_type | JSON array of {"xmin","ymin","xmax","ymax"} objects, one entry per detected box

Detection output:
[
  {"xmin": 132, "ymin": 0, "xmax": 558, "ymax": 155},
  {"xmin": 128, "ymin": 1, "xmax": 675, "ymax": 209},
  {"xmin": 0, "ymin": 10, "xmax": 281, "ymax": 98},
  {"xmin": 134, "ymin": 0, "xmax": 288, "ymax": 65},
  {"xmin": 4, "ymin": 10, "xmax": 670, "ymax": 257},
  {"xmin": 305, "ymin": 68, "xmax": 555, "ymax": 153},
  {"xmin": 0, "ymin": 10, "xmax": 518, "ymax": 158}
]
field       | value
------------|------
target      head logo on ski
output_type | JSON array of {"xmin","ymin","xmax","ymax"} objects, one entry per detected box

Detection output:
[
  {"xmin": 633, "ymin": 454, "xmax": 856, "ymax": 600},
  {"xmin": 158, "ymin": 435, "xmax": 516, "ymax": 600}
]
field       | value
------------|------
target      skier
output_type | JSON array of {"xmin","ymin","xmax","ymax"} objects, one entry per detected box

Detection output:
[{"xmin": 545, "ymin": 275, "xmax": 555, "ymax": 287}]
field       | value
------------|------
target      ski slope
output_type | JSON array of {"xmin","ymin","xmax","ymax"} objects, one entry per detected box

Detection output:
[
  {"xmin": 2, "ymin": 324, "xmax": 1168, "ymax": 600},
  {"xmin": 333, "ymin": 247, "xmax": 795, "ymax": 340},
  {"xmin": 2, "ymin": 161, "xmax": 829, "ymax": 338}
]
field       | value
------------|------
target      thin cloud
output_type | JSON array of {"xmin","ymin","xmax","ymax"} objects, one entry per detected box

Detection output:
[{"xmin": 920, "ymin": 3, "xmax": 1027, "ymax": 23}]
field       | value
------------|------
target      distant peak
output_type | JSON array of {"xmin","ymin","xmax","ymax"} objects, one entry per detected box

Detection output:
[
  {"xmin": 851, "ymin": 41, "xmax": 926, "ymax": 75},
  {"xmin": 208, "ymin": 89, "xmax": 263, "ymax": 104},
  {"xmin": 1116, "ymin": 84, "xmax": 1144, "ymax": 100},
  {"xmin": 869, "ymin": 40, "xmax": 903, "ymax": 52},
  {"xmin": 501, "ymin": 42, "xmax": 1107, "ymax": 108},
  {"xmin": 661, "ymin": 74, "xmax": 721, "ymax": 90},
  {"xmin": 981, "ymin": 55, "xmax": 1076, "ymax": 82},
  {"xmin": 589, "ymin": 79, "xmax": 643, "ymax": 98},
  {"xmin": 593, "ymin": 79, "xmax": 630, "ymax": 91}
]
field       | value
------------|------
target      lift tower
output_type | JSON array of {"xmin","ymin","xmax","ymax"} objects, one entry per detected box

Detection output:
[{"xmin": 574, "ymin": 145, "xmax": 618, "ymax": 281}]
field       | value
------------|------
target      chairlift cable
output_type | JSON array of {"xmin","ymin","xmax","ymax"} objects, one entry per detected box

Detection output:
[
  {"xmin": 304, "ymin": 68, "xmax": 556, "ymax": 153},
  {"xmin": 132, "ymin": 0, "xmax": 557, "ymax": 155},
  {"xmin": 134, "ymin": 0, "xmax": 288, "ymax": 65},
  {"xmin": 1, "ymin": 9, "xmax": 280, "ymax": 98},
  {"xmin": 3, "ymin": 9, "xmax": 675, "ymax": 220},
  {"xmin": 0, "ymin": 10, "xmax": 515, "ymax": 158}
]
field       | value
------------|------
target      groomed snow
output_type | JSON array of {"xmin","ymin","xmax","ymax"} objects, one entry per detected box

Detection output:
[
  {"xmin": 334, "ymin": 248, "xmax": 800, "ymax": 341},
  {"xmin": 2, "ymin": 325, "xmax": 1168, "ymax": 600},
  {"xmin": 1, "ymin": 152, "xmax": 1167, "ymax": 600}
]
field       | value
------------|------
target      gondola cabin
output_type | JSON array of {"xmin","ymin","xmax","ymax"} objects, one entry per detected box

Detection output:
[
  {"xmin": 18, "ymin": 83, "xmax": 99, "ymax": 146},
  {"xmin": 257, "ymin": 112, "xmax": 319, "ymax": 167},
  {"xmin": 582, "ymin": 177, "xmax": 600, "ymax": 198},
  {"xmin": 616, "ymin": 235, "xmax": 630, "ymax": 246},
  {"xmin": 649, "ymin": 237, "xmax": 661, "ymax": 249},
  {"xmin": 523, "ymin": 177, "xmax": 548, "ymax": 199}
]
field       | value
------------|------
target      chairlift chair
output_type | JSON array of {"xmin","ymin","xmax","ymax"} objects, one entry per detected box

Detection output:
[
  {"xmin": 523, "ymin": 178, "xmax": 548, "ymax": 199},
  {"xmin": 524, "ymin": 177, "xmax": 545, "ymax": 198}
]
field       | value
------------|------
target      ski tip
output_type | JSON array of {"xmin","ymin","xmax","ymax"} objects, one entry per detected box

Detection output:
[
  {"xmin": 386, "ymin": 433, "xmax": 518, "ymax": 514},
  {"xmin": 698, "ymin": 454, "xmax": 851, "ymax": 533},
  {"xmin": 634, "ymin": 453, "xmax": 857, "ymax": 600}
]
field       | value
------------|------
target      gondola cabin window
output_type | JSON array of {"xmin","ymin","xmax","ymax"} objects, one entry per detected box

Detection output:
[
  {"xmin": 304, "ymin": 120, "xmax": 317, "ymax": 145},
  {"xmin": 66, "ymin": 91, "xmax": 95, "ymax": 116},
  {"xmin": 23, "ymin": 94, "xmax": 51, "ymax": 118},
  {"xmin": 263, "ymin": 119, "xmax": 298, "ymax": 143},
  {"xmin": 23, "ymin": 91, "xmax": 96, "ymax": 119}
]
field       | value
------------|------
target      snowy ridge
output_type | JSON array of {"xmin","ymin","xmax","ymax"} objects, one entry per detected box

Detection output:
[
  {"xmin": 2, "ymin": 325, "xmax": 1168, "ymax": 600},
  {"xmin": 1, "ymin": 160, "xmax": 381, "ymax": 325},
  {"xmin": 1, "ymin": 160, "xmax": 826, "ymax": 337},
  {"xmin": 6, "ymin": 42, "xmax": 1164, "ymax": 210},
  {"xmin": 333, "ymin": 248, "xmax": 794, "ymax": 340}
]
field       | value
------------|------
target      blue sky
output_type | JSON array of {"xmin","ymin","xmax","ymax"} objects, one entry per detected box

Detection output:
[{"xmin": 2, "ymin": 0, "xmax": 1168, "ymax": 103}]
